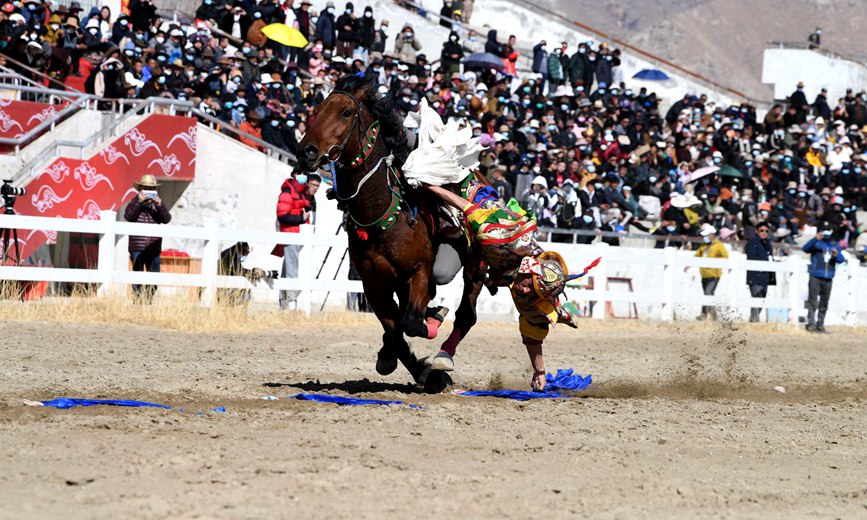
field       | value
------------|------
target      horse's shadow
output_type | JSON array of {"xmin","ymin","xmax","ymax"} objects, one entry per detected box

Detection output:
[{"xmin": 262, "ymin": 378, "xmax": 427, "ymax": 395}]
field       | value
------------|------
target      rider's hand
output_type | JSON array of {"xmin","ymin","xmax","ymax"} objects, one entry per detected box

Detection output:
[{"xmin": 531, "ymin": 371, "xmax": 546, "ymax": 392}]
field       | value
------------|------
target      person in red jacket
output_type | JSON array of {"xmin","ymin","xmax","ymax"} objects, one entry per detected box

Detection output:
[
  {"xmin": 276, "ymin": 171, "xmax": 321, "ymax": 309},
  {"xmin": 124, "ymin": 174, "xmax": 172, "ymax": 304}
]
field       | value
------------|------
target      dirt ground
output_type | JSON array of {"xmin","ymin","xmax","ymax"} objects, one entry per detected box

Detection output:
[{"xmin": 1, "ymin": 317, "xmax": 866, "ymax": 519}]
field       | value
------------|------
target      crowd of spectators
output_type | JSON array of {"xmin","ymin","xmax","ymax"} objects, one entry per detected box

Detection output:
[{"xmin": 2, "ymin": 0, "xmax": 865, "ymax": 258}]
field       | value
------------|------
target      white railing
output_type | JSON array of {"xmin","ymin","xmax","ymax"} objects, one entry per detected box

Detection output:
[
  {"xmin": 0, "ymin": 211, "xmax": 362, "ymax": 317},
  {"xmin": 0, "ymin": 212, "xmax": 864, "ymax": 325}
]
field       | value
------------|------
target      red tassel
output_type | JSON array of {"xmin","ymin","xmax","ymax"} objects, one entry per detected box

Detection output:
[
  {"xmin": 357, "ymin": 229, "xmax": 369, "ymax": 241},
  {"xmin": 583, "ymin": 257, "xmax": 602, "ymax": 275}
]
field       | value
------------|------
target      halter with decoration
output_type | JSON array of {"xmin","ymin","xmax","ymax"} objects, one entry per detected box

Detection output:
[{"xmin": 322, "ymin": 89, "xmax": 415, "ymax": 234}]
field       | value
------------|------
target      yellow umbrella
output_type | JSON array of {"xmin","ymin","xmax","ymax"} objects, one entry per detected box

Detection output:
[{"xmin": 261, "ymin": 23, "xmax": 308, "ymax": 48}]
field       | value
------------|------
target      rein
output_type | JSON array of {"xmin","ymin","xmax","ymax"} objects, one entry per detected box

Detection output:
[{"xmin": 322, "ymin": 88, "xmax": 417, "ymax": 230}]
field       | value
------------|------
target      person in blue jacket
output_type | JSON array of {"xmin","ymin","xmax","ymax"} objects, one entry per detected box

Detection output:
[
  {"xmin": 745, "ymin": 222, "xmax": 775, "ymax": 322},
  {"xmin": 802, "ymin": 221, "xmax": 847, "ymax": 333}
]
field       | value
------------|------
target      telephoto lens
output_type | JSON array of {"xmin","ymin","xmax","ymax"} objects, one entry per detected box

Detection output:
[
  {"xmin": 1, "ymin": 180, "xmax": 25, "ymax": 197},
  {"xmin": 266, "ymin": 270, "xmax": 279, "ymax": 279}
]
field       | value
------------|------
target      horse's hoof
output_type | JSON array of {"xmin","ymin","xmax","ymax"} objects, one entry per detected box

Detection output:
[
  {"xmin": 422, "ymin": 368, "xmax": 453, "ymax": 394},
  {"xmin": 403, "ymin": 323, "xmax": 428, "ymax": 338},
  {"xmin": 376, "ymin": 356, "xmax": 398, "ymax": 376}
]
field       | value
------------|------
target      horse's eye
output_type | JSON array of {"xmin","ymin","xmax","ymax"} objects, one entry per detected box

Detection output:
[{"xmin": 342, "ymin": 109, "xmax": 352, "ymax": 118}]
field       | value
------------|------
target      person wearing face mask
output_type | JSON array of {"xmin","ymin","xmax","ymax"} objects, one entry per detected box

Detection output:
[
  {"xmin": 355, "ymin": 5, "xmax": 375, "ymax": 63},
  {"xmin": 314, "ymin": 0, "xmax": 337, "ymax": 49},
  {"xmin": 369, "ymin": 18, "xmax": 389, "ymax": 60},
  {"xmin": 439, "ymin": 0, "xmax": 453, "ymax": 29},
  {"xmin": 691, "ymin": 224, "xmax": 728, "ymax": 320},
  {"xmin": 531, "ymin": 39, "xmax": 548, "ymax": 92},
  {"xmin": 546, "ymin": 47, "xmax": 564, "ymax": 96},
  {"xmin": 275, "ymin": 170, "xmax": 320, "ymax": 309},
  {"xmin": 440, "ymin": 30, "xmax": 463, "ymax": 77},
  {"xmin": 334, "ymin": 1, "xmax": 357, "ymax": 59},
  {"xmin": 653, "ymin": 219, "xmax": 682, "ymax": 249},
  {"xmin": 461, "ymin": 28, "xmax": 483, "ymax": 54},
  {"xmin": 217, "ymin": 242, "xmax": 269, "ymax": 306},
  {"xmin": 394, "ymin": 23, "xmax": 421, "ymax": 65},
  {"xmin": 567, "ymin": 43, "xmax": 588, "ymax": 92},
  {"xmin": 802, "ymin": 222, "xmax": 847, "ymax": 332}
]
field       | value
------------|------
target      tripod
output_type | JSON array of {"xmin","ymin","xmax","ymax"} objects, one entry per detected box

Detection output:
[{"xmin": 0, "ymin": 202, "xmax": 20, "ymax": 266}]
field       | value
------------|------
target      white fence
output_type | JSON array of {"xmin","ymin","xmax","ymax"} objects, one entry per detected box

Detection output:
[{"xmin": 1, "ymin": 212, "xmax": 865, "ymax": 326}]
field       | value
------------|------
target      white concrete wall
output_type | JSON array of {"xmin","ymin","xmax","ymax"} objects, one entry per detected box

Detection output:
[{"xmin": 762, "ymin": 48, "xmax": 867, "ymax": 103}]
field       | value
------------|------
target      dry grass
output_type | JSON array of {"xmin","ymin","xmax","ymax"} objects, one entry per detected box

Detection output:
[{"xmin": 0, "ymin": 290, "xmax": 381, "ymax": 334}]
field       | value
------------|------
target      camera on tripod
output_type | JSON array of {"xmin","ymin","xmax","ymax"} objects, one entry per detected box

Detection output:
[{"xmin": 2, "ymin": 179, "xmax": 25, "ymax": 208}]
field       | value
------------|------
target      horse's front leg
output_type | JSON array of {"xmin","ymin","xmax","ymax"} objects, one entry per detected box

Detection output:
[{"xmin": 401, "ymin": 263, "xmax": 434, "ymax": 339}]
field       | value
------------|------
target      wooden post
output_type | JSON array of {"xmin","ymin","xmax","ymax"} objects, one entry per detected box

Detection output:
[
  {"xmin": 787, "ymin": 255, "xmax": 802, "ymax": 326},
  {"xmin": 96, "ymin": 210, "xmax": 117, "ymax": 298},
  {"xmin": 298, "ymin": 224, "xmax": 314, "ymax": 318},
  {"xmin": 661, "ymin": 247, "xmax": 675, "ymax": 321},
  {"xmin": 200, "ymin": 219, "xmax": 219, "ymax": 307}
]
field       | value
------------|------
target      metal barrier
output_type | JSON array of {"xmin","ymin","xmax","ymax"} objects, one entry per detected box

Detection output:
[{"xmin": 0, "ymin": 85, "xmax": 99, "ymax": 154}]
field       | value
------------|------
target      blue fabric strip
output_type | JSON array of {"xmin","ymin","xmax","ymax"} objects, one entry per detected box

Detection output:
[
  {"xmin": 41, "ymin": 398, "xmax": 173, "ymax": 410},
  {"xmin": 287, "ymin": 393, "xmax": 421, "ymax": 409},
  {"xmin": 40, "ymin": 398, "xmax": 227, "ymax": 413},
  {"xmin": 458, "ymin": 369, "xmax": 592, "ymax": 401}
]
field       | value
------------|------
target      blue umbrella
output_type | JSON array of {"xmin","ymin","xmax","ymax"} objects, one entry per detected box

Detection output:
[
  {"xmin": 632, "ymin": 69, "xmax": 670, "ymax": 81},
  {"xmin": 462, "ymin": 52, "xmax": 506, "ymax": 72}
]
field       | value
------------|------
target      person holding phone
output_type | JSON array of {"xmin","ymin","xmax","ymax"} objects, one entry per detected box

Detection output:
[{"xmin": 124, "ymin": 174, "xmax": 172, "ymax": 304}]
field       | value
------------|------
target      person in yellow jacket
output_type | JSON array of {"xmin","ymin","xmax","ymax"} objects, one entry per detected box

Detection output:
[{"xmin": 693, "ymin": 224, "xmax": 729, "ymax": 320}]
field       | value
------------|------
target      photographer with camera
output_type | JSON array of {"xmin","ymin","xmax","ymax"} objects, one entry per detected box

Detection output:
[
  {"xmin": 124, "ymin": 174, "xmax": 172, "ymax": 304},
  {"xmin": 275, "ymin": 170, "xmax": 321, "ymax": 309},
  {"xmin": 1, "ymin": 180, "xmax": 26, "ymax": 265},
  {"xmin": 217, "ymin": 242, "xmax": 276, "ymax": 306}
]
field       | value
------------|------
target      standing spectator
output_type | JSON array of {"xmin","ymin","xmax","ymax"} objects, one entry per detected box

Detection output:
[
  {"xmin": 394, "ymin": 23, "xmax": 421, "ymax": 65},
  {"xmin": 547, "ymin": 46, "xmax": 563, "ymax": 96},
  {"xmin": 295, "ymin": 0, "xmax": 312, "ymax": 40},
  {"xmin": 335, "ymin": 2, "xmax": 357, "ymax": 59},
  {"xmin": 692, "ymin": 224, "xmax": 728, "ymax": 321},
  {"xmin": 745, "ymin": 222, "xmax": 775, "ymax": 322},
  {"xmin": 789, "ymin": 81, "xmax": 809, "ymax": 120},
  {"xmin": 314, "ymin": 0, "xmax": 337, "ymax": 50},
  {"xmin": 802, "ymin": 222, "xmax": 847, "ymax": 333},
  {"xmin": 276, "ymin": 171, "xmax": 321, "ymax": 309},
  {"xmin": 532, "ymin": 39, "xmax": 548, "ymax": 92},
  {"xmin": 462, "ymin": 28, "xmax": 483, "ymax": 54},
  {"xmin": 439, "ymin": 0, "xmax": 453, "ymax": 29},
  {"xmin": 440, "ymin": 31, "xmax": 463, "ymax": 77},
  {"xmin": 484, "ymin": 29, "xmax": 504, "ymax": 57},
  {"xmin": 807, "ymin": 27, "xmax": 821, "ymax": 49},
  {"xmin": 370, "ymin": 18, "xmax": 388, "ymax": 60},
  {"xmin": 503, "ymin": 34, "xmax": 518, "ymax": 76},
  {"xmin": 461, "ymin": 0, "xmax": 473, "ymax": 23},
  {"xmin": 356, "ymin": 5, "xmax": 375, "ymax": 63},
  {"xmin": 124, "ymin": 174, "xmax": 172, "ymax": 304}
]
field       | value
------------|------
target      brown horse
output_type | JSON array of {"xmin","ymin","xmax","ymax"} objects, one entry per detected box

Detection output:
[{"xmin": 297, "ymin": 73, "xmax": 484, "ymax": 391}]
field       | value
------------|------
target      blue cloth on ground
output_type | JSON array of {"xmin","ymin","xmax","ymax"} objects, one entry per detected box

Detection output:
[
  {"xmin": 458, "ymin": 369, "xmax": 592, "ymax": 401},
  {"xmin": 287, "ymin": 393, "xmax": 420, "ymax": 409},
  {"xmin": 40, "ymin": 398, "xmax": 227, "ymax": 414},
  {"xmin": 41, "ymin": 398, "xmax": 173, "ymax": 410}
]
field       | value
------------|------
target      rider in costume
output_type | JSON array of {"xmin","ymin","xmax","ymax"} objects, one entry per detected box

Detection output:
[{"xmin": 403, "ymin": 100, "xmax": 595, "ymax": 391}]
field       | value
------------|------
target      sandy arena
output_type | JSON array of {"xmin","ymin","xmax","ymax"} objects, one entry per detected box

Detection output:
[{"xmin": 2, "ymin": 317, "xmax": 866, "ymax": 519}]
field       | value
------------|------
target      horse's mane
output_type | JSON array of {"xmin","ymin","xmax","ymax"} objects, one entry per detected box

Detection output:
[{"xmin": 334, "ymin": 73, "xmax": 410, "ymax": 169}]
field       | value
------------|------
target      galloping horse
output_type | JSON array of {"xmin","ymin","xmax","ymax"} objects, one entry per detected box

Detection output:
[{"xmin": 297, "ymin": 73, "xmax": 484, "ymax": 391}]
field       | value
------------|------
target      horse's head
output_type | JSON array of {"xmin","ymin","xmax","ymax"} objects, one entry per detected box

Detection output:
[{"xmin": 298, "ymin": 73, "xmax": 377, "ymax": 172}]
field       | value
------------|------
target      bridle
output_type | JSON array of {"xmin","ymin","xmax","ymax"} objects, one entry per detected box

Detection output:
[{"xmin": 320, "ymin": 89, "xmax": 384, "ymax": 203}]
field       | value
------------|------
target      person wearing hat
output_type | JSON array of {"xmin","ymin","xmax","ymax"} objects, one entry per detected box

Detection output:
[
  {"xmin": 424, "ymin": 182, "xmax": 590, "ymax": 391},
  {"xmin": 789, "ymin": 81, "xmax": 809, "ymax": 118},
  {"xmin": 440, "ymin": 30, "xmax": 464, "ymax": 77},
  {"xmin": 314, "ymin": 0, "xmax": 337, "ymax": 49},
  {"xmin": 802, "ymin": 221, "xmax": 847, "ymax": 332},
  {"xmin": 691, "ymin": 224, "xmax": 729, "ymax": 321},
  {"xmin": 124, "ymin": 174, "xmax": 172, "ymax": 304},
  {"xmin": 744, "ymin": 221, "xmax": 776, "ymax": 322}
]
